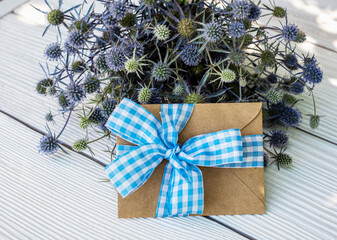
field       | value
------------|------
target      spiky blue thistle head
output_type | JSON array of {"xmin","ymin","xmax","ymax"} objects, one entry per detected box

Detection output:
[
  {"xmin": 302, "ymin": 62, "xmax": 323, "ymax": 84},
  {"xmin": 36, "ymin": 79, "xmax": 53, "ymax": 95},
  {"xmin": 47, "ymin": 9, "xmax": 64, "ymax": 26},
  {"xmin": 273, "ymin": 6, "xmax": 286, "ymax": 18},
  {"xmin": 267, "ymin": 73, "xmax": 278, "ymax": 84},
  {"xmin": 266, "ymin": 89, "xmax": 281, "ymax": 104},
  {"xmin": 102, "ymin": 99, "xmax": 115, "ymax": 117},
  {"xmin": 108, "ymin": 0, "xmax": 129, "ymax": 20},
  {"xmin": 152, "ymin": 63, "xmax": 170, "ymax": 82},
  {"xmin": 184, "ymin": 93, "xmax": 205, "ymax": 103},
  {"xmin": 282, "ymin": 24, "xmax": 299, "ymax": 41},
  {"xmin": 265, "ymin": 129, "xmax": 288, "ymax": 148},
  {"xmin": 309, "ymin": 115, "xmax": 320, "ymax": 130},
  {"xmin": 154, "ymin": 24, "xmax": 171, "ymax": 41},
  {"xmin": 178, "ymin": 18, "xmax": 195, "ymax": 38},
  {"xmin": 73, "ymin": 139, "xmax": 88, "ymax": 152},
  {"xmin": 220, "ymin": 69, "xmax": 236, "ymax": 83},
  {"xmin": 248, "ymin": 4, "xmax": 261, "ymax": 21},
  {"xmin": 289, "ymin": 80, "xmax": 305, "ymax": 95},
  {"xmin": 203, "ymin": 22, "xmax": 223, "ymax": 43},
  {"xmin": 83, "ymin": 75, "xmax": 100, "ymax": 93},
  {"xmin": 180, "ymin": 44, "xmax": 201, "ymax": 66},
  {"xmin": 229, "ymin": 48, "xmax": 246, "ymax": 65},
  {"xmin": 284, "ymin": 54, "xmax": 299, "ymax": 70},
  {"xmin": 173, "ymin": 84, "xmax": 185, "ymax": 96},
  {"xmin": 44, "ymin": 43, "xmax": 62, "ymax": 61},
  {"xmin": 231, "ymin": 0, "xmax": 250, "ymax": 20},
  {"xmin": 65, "ymin": 82, "xmax": 85, "ymax": 104},
  {"xmin": 260, "ymin": 50, "xmax": 275, "ymax": 67},
  {"xmin": 95, "ymin": 54, "xmax": 109, "ymax": 71},
  {"xmin": 279, "ymin": 105, "xmax": 302, "ymax": 127},
  {"xmin": 89, "ymin": 108, "xmax": 105, "ymax": 123},
  {"xmin": 38, "ymin": 134, "xmax": 59, "ymax": 155},
  {"xmin": 138, "ymin": 87, "xmax": 152, "ymax": 104},
  {"xmin": 275, "ymin": 153, "xmax": 292, "ymax": 166},
  {"xmin": 66, "ymin": 30, "xmax": 86, "ymax": 48},
  {"xmin": 45, "ymin": 112, "xmax": 53, "ymax": 122},
  {"xmin": 295, "ymin": 30, "xmax": 306, "ymax": 43},
  {"xmin": 105, "ymin": 45, "xmax": 127, "ymax": 72},
  {"xmin": 228, "ymin": 21, "xmax": 245, "ymax": 38},
  {"xmin": 58, "ymin": 94, "xmax": 71, "ymax": 109}
]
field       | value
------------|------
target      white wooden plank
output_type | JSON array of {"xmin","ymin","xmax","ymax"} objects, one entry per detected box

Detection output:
[
  {"xmin": 0, "ymin": 0, "xmax": 28, "ymax": 18},
  {"xmin": 212, "ymin": 128, "xmax": 337, "ymax": 240},
  {"xmin": 0, "ymin": 113, "xmax": 246, "ymax": 240}
]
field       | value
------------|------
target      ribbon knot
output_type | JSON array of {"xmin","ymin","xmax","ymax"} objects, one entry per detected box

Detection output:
[{"xmin": 105, "ymin": 99, "xmax": 264, "ymax": 217}]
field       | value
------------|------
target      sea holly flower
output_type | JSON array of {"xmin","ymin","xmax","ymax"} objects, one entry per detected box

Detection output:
[
  {"xmin": 203, "ymin": 22, "xmax": 224, "ymax": 43},
  {"xmin": 184, "ymin": 93, "xmax": 205, "ymax": 103},
  {"xmin": 66, "ymin": 30, "xmax": 86, "ymax": 48},
  {"xmin": 173, "ymin": 84, "xmax": 185, "ymax": 96},
  {"xmin": 231, "ymin": 0, "xmax": 251, "ymax": 20},
  {"xmin": 83, "ymin": 75, "xmax": 100, "ymax": 94},
  {"xmin": 105, "ymin": 45, "xmax": 127, "ymax": 72},
  {"xmin": 228, "ymin": 21, "xmax": 245, "ymax": 38},
  {"xmin": 282, "ymin": 24, "xmax": 299, "ymax": 41},
  {"xmin": 102, "ymin": 99, "xmax": 115, "ymax": 117},
  {"xmin": 89, "ymin": 108, "xmax": 105, "ymax": 124},
  {"xmin": 73, "ymin": 139, "xmax": 88, "ymax": 152},
  {"xmin": 152, "ymin": 62, "xmax": 171, "ymax": 82},
  {"xmin": 179, "ymin": 44, "xmax": 201, "ymax": 66},
  {"xmin": 284, "ymin": 54, "xmax": 299, "ymax": 70},
  {"xmin": 178, "ymin": 18, "xmax": 195, "ymax": 38},
  {"xmin": 279, "ymin": 105, "xmax": 302, "ymax": 128},
  {"xmin": 154, "ymin": 24, "xmax": 171, "ymax": 41},
  {"xmin": 138, "ymin": 87, "xmax": 152, "ymax": 104},
  {"xmin": 34, "ymin": 0, "xmax": 323, "ymax": 167},
  {"xmin": 265, "ymin": 130, "xmax": 288, "ymax": 148},
  {"xmin": 44, "ymin": 43, "xmax": 62, "ymax": 61},
  {"xmin": 38, "ymin": 134, "xmax": 60, "ymax": 155},
  {"xmin": 36, "ymin": 78, "xmax": 53, "ymax": 95},
  {"xmin": 302, "ymin": 61, "xmax": 323, "ymax": 84},
  {"xmin": 108, "ymin": 0, "xmax": 130, "ymax": 20},
  {"xmin": 229, "ymin": 48, "xmax": 246, "ymax": 65},
  {"xmin": 248, "ymin": 4, "xmax": 261, "ymax": 21},
  {"xmin": 65, "ymin": 82, "xmax": 85, "ymax": 105}
]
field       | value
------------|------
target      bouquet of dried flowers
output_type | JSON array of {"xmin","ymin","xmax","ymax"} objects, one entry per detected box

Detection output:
[{"xmin": 35, "ymin": 0, "xmax": 323, "ymax": 169}]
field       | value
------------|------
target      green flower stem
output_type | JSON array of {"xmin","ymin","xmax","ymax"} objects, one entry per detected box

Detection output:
[{"xmin": 87, "ymin": 134, "xmax": 109, "ymax": 144}]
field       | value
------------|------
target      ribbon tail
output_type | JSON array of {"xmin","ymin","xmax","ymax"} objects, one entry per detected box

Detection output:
[
  {"xmin": 156, "ymin": 162, "xmax": 203, "ymax": 217},
  {"xmin": 105, "ymin": 144, "xmax": 165, "ymax": 197}
]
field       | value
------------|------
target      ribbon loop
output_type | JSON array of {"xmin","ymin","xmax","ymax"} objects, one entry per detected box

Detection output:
[{"xmin": 105, "ymin": 99, "xmax": 264, "ymax": 217}]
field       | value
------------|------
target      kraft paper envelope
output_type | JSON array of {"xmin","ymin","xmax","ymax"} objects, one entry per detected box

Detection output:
[{"xmin": 115, "ymin": 102, "xmax": 265, "ymax": 218}]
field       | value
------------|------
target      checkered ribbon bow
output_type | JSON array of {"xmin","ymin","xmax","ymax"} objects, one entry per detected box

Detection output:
[{"xmin": 105, "ymin": 98, "xmax": 263, "ymax": 217}]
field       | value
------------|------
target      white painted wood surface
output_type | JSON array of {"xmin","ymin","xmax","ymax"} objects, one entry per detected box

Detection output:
[
  {"xmin": 1, "ymin": 0, "xmax": 337, "ymax": 239},
  {"xmin": 0, "ymin": 114, "xmax": 245, "ymax": 240}
]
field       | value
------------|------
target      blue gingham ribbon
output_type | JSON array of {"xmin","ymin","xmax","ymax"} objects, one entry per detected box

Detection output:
[{"xmin": 105, "ymin": 98, "xmax": 263, "ymax": 217}]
